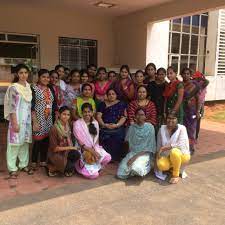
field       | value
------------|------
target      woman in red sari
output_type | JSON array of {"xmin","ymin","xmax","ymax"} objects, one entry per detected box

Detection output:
[
  {"xmin": 112, "ymin": 65, "xmax": 135, "ymax": 103},
  {"xmin": 163, "ymin": 66, "xmax": 184, "ymax": 124}
]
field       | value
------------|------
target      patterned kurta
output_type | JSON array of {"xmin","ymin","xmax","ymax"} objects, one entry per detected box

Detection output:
[
  {"xmin": 6, "ymin": 86, "xmax": 32, "ymax": 145},
  {"xmin": 31, "ymin": 85, "xmax": 55, "ymax": 140}
]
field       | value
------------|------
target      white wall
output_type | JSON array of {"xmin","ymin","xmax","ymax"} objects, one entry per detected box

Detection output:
[
  {"xmin": 205, "ymin": 11, "xmax": 219, "ymax": 76},
  {"xmin": 146, "ymin": 21, "xmax": 170, "ymax": 68}
]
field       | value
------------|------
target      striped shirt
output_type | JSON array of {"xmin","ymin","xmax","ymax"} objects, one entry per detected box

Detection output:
[{"xmin": 127, "ymin": 100, "xmax": 157, "ymax": 126}]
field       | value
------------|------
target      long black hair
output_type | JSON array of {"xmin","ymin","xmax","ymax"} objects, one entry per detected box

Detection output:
[{"xmin": 81, "ymin": 103, "xmax": 97, "ymax": 136}]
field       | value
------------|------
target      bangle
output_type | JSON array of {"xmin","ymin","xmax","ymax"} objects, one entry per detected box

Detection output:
[{"xmin": 116, "ymin": 123, "xmax": 119, "ymax": 128}]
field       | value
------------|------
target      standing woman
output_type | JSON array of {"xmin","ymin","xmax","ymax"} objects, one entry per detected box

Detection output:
[
  {"xmin": 163, "ymin": 66, "xmax": 184, "ymax": 124},
  {"xmin": 49, "ymin": 70, "xmax": 64, "ymax": 108},
  {"xmin": 144, "ymin": 63, "xmax": 156, "ymax": 84},
  {"xmin": 113, "ymin": 65, "xmax": 135, "ymax": 103},
  {"xmin": 96, "ymin": 88, "xmax": 127, "ymax": 162},
  {"xmin": 94, "ymin": 67, "xmax": 111, "ymax": 104},
  {"xmin": 192, "ymin": 71, "xmax": 209, "ymax": 140},
  {"xmin": 47, "ymin": 106, "xmax": 80, "ymax": 177},
  {"xmin": 181, "ymin": 68, "xmax": 200, "ymax": 154},
  {"xmin": 72, "ymin": 83, "xmax": 96, "ymax": 120},
  {"xmin": 147, "ymin": 68, "xmax": 167, "ymax": 128},
  {"xmin": 128, "ymin": 85, "xmax": 157, "ymax": 126},
  {"xmin": 73, "ymin": 103, "xmax": 111, "ymax": 179},
  {"xmin": 31, "ymin": 69, "xmax": 57, "ymax": 169},
  {"xmin": 134, "ymin": 70, "xmax": 145, "ymax": 99},
  {"xmin": 64, "ymin": 69, "xmax": 81, "ymax": 107},
  {"xmin": 4, "ymin": 64, "xmax": 33, "ymax": 178},
  {"xmin": 80, "ymin": 69, "xmax": 95, "ymax": 97}
]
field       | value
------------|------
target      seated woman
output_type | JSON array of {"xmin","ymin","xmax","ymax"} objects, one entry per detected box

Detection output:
[
  {"xmin": 117, "ymin": 108, "xmax": 156, "ymax": 179},
  {"xmin": 73, "ymin": 103, "xmax": 111, "ymax": 179},
  {"xmin": 72, "ymin": 83, "xmax": 96, "ymax": 120},
  {"xmin": 47, "ymin": 106, "xmax": 81, "ymax": 177},
  {"xmin": 156, "ymin": 112, "xmax": 191, "ymax": 184},
  {"xmin": 128, "ymin": 85, "xmax": 157, "ymax": 126},
  {"xmin": 97, "ymin": 88, "xmax": 127, "ymax": 162}
]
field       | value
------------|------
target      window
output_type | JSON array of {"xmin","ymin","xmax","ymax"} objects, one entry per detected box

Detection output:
[
  {"xmin": 0, "ymin": 32, "xmax": 40, "ymax": 83},
  {"xmin": 59, "ymin": 37, "xmax": 97, "ymax": 70},
  {"xmin": 168, "ymin": 13, "xmax": 208, "ymax": 74}
]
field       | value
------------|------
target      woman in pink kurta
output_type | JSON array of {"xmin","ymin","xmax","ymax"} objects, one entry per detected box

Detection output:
[{"xmin": 73, "ymin": 103, "xmax": 111, "ymax": 179}]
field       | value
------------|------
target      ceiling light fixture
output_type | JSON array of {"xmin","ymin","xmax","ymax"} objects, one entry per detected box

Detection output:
[{"xmin": 94, "ymin": 1, "xmax": 116, "ymax": 9}]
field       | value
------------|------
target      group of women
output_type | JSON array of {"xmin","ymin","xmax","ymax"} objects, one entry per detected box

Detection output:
[{"xmin": 4, "ymin": 62, "xmax": 209, "ymax": 184}]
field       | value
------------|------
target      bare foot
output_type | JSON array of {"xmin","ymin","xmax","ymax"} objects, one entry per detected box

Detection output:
[{"xmin": 169, "ymin": 177, "xmax": 180, "ymax": 184}]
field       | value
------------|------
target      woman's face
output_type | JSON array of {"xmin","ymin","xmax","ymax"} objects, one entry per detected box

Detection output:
[
  {"xmin": 81, "ymin": 73, "xmax": 89, "ymax": 83},
  {"xmin": 137, "ymin": 87, "xmax": 147, "ymax": 100},
  {"xmin": 98, "ymin": 70, "xmax": 107, "ymax": 81},
  {"xmin": 18, "ymin": 68, "xmax": 29, "ymax": 83},
  {"xmin": 82, "ymin": 85, "xmax": 92, "ymax": 97},
  {"xmin": 167, "ymin": 68, "xmax": 177, "ymax": 82},
  {"xmin": 39, "ymin": 73, "xmax": 50, "ymax": 86},
  {"xmin": 108, "ymin": 72, "xmax": 117, "ymax": 82},
  {"xmin": 71, "ymin": 72, "xmax": 80, "ymax": 83},
  {"xmin": 60, "ymin": 110, "xmax": 71, "ymax": 124},
  {"xmin": 135, "ymin": 110, "xmax": 146, "ymax": 124},
  {"xmin": 82, "ymin": 107, "xmax": 93, "ymax": 122},
  {"xmin": 166, "ymin": 115, "xmax": 178, "ymax": 129},
  {"xmin": 156, "ymin": 71, "xmax": 166, "ymax": 82},
  {"xmin": 120, "ymin": 68, "xmax": 129, "ymax": 79},
  {"xmin": 135, "ymin": 72, "xmax": 145, "ymax": 84},
  {"xmin": 57, "ymin": 67, "xmax": 65, "ymax": 79},
  {"xmin": 146, "ymin": 66, "xmax": 156, "ymax": 77},
  {"xmin": 107, "ymin": 90, "xmax": 117, "ymax": 102},
  {"xmin": 50, "ymin": 72, "xmax": 59, "ymax": 85},
  {"xmin": 181, "ymin": 70, "xmax": 191, "ymax": 82}
]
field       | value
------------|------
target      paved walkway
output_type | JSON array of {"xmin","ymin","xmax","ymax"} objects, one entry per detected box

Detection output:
[
  {"xmin": 0, "ymin": 119, "xmax": 225, "ymax": 208},
  {"xmin": 0, "ymin": 156, "xmax": 225, "ymax": 225}
]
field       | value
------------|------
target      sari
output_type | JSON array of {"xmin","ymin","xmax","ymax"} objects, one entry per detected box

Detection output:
[
  {"xmin": 183, "ymin": 80, "xmax": 200, "ymax": 149},
  {"xmin": 117, "ymin": 123, "xmax": 156, "ymax": 179},
  {"xmin": 98, "ymin": 101, "xmax": 127, "ymax": 161},
  {"xmin": 64, "ymin": 84, "xmax": 81, "ymax": 107},
  {"xmin": 94, "ymin": 81, "xmax": 112, "ymax": 102},
  {"xmin": 163, "ymin": 80, "xmax": 184, "ymax": 124},
  {"xmin": 113, "ymin": 79, "xmax": 134, "ymax": 103},
  {"xmin": 73, "ymin": 119, "xmax": 111, "ymax": 179}
]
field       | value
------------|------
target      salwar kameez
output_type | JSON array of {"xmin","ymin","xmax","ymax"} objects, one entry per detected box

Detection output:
[
  {"xmin": 73, "ymin": 119, "xmax": 111, "ymax": 179},
  {"xmin": 117, "ymin": 123, "xmax": 156, "ymax": 179},
  {"xmin": 4, "ymin": 83, "xmax": 32, "ymax": 172}
]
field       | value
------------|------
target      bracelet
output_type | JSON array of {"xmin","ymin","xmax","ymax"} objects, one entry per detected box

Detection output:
[{"xmin": 116, "ymin": 123, "xmax": 119, "ymax": 128}]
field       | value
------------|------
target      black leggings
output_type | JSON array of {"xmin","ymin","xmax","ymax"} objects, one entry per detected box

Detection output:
[
  {"xmin": 64, "ymin": 151, "xmax": 81, "ymax": 173},
  {"xmin": 32, "ymin": 137, "xmax": 49, "ymax": 163}
]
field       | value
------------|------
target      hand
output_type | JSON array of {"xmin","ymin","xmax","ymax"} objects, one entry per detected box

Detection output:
[
  {"xmin": 105, "ymin": 124, "xmax": 116, "ymax": 129},
  {"xmin": 70, "ymin": 146, "xmax": 78, "ymax": 151},
  {"xmin": 12, "ymin": 123, "xmax": 20, "ymax": 133},
  {"xmin": 196, "ymin": 112, "xmax": 201, "ymax": 120},
  {"xmin": 158, "ymin": 145, "xmax": 171, "ymax": 157}
]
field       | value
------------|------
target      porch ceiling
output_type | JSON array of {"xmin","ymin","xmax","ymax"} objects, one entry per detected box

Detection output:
[{"xmin": 2, "ymin": 0, "xmax": 175, "ymax": 17}]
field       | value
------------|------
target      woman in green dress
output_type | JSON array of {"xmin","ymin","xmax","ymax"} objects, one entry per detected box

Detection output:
[
  {"xmin": 117, "ymin": 108, "xmax": 156, "ymax": 179},
  {"xmin": 163, "ymin": 66, "xmax": 184, "ymax": 124}
]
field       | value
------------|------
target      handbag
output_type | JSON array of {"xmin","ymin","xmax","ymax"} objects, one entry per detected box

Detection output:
[{"xmin": 83, "ymin": 150, "xmax": 97, "ymax": 164}]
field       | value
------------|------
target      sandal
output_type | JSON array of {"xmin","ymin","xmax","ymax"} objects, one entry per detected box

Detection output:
[
  {"xmin": 40, "ymin": 162, "xmax": 47, "ymax": 167},
  {"xmin": 31, "ymin": 162, "xmax": 38, "ymax": 171},
  {"xmin": 20, "ymin": 167, "xmax": 34, "ymax": 175},
  {"xmin": 169, "ymin": 177, "xmax": 180, "ymax": 184},
  {"xmin": 9, "ymin": 171, "xmax": 18, "ymax": 179},
  {"xmin": 64, "ymin": 171, "xmax": 73, "ymax": 177},
  {"xmin": 48, "ymin": 170, "xmax": 58, "ymax": 177}
]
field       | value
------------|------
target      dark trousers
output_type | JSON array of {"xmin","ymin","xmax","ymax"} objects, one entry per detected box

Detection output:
[
  {"xmin": 32, "ymin": 137, "xmax": 49, "ymax": 163},
  {"xmin": 65, "ymin": 151, "xmax": 81, "ymax": 173}
]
